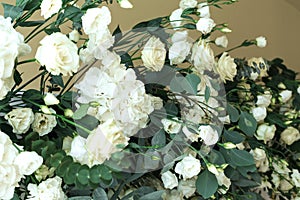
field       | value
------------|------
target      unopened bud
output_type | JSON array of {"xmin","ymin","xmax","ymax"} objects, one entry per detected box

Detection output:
[
  {"xmin": 207, "ymin": 163, "xmax": 219, "ymax": 175},
  {"xmin": 222, "ymin": 142, "xmax": 236, "ymax": 149},
  {"xmin": 64, "ymin": 109, "xmax": 73, "ymax": 118},
  {"xmin": 40, "ymin": 105, "xmax": 52, "ymax": 114},
  {"xmin": 220, "ymin": 27, "xmax": 232, "ymax": 33},
  {"xmin": 44, "ymin": 93, "xmax": 59, "ymax": 106}
]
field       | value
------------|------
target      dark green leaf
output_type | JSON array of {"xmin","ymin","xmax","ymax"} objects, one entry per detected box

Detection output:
[
  {"xmin": 68, "ymin": 197, "xmax": 92, "ymax": 200},
  {"xmin": 183, "ymin": 23, "xmax": 196, "ymax": 30},
  {"xmin": 196, "ymin": 170, "xmax": 218, "ymax": 199},
  {"xmin": 204, "ymin": 86, "xmax": 210, "ymax": 103},
  {"xmin": 50, "ymin": 75, "xmax": 64, "ymax": 87},
  {"xmin": 238, "ymin": 111, "xmax": 257, "ymax": 136},
  {"xmin": 223, "ymin": 129, "xmax": 245, "ymax": 144},
  {"xmin": 186, "ymin": 74, "xmax": 201, "ymax": 94},
  {"xmin": 77, "ymin": 165, "xmax": 90, "ymax": 185},
  {"xmin": 151, "ymin": 129, "xmax": 166, "ymax": 147},
  {"xmin": 18, "ymin": 20, "xmax": 45, "ymax": 27},
  {"xmin": 44, "ymin": 27, "xmax": 61, "ymax": 35},
  {"xmin": 208, "ymin": 149, "xmax": 225, "ymax": 165},
  {"xmin": 228, "ymin": 149, "xmax": 255, "ymax": 167},
  {"xmin": 226, "ymin": 104, "xmax": 239, "ymax": 122},
  {"xmin": 13, "ymin": 70, "xmax": 22, "ymax": 86}
]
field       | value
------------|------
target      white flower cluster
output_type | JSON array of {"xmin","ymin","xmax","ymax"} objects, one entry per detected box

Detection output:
[
  {"xmin": 27, "ymin": 176, "xmax": 67, "ymax": 200},
  {"xmin": 0, "ymin": 16, "xmax": 31, "ymax": 100},
  {"xmin": 0, "ymin": 131, "xmax": 43, "ymax": 200}
]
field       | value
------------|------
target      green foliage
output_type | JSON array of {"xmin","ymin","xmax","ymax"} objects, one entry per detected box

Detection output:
[
  {"xmin": 196, "ymin": 170, "xmax": 218, "ymax": 199},
  {"xmin": 1, "ymin": 3, "xmax": 23, "ymax": 21},
  {"xmin": 238, "ymin": 111, "xmax": 257, "ymax": 136}
]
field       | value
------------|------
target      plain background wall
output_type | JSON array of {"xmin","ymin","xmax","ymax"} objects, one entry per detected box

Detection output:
[{"xmin": 1, "ymin": 0, "xmax": 299, "ymax": 87}]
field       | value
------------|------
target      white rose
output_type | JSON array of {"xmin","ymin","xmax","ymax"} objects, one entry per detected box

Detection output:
[
  {"xmin": 169, "ymin": 9, "xmax": 183, "ymax": 29},
  {"xmin": 5, "ymin": 108, "xmax": 34, "ymax": 134},
  {"xmin": 250, "ymin": 148, "xmax": 269, "ymax": 172},
  {"xmin": 141, "ymin": 36, "xmax": 166, "ymax": 71},
  {"xmin": 216, "ymin": 171, "xmax": 231, "ymax": 194},
  {"xmin": 198, "ymin": 125, "xmax": 219, "ymax": 146},
  {"xmin": 179, "ymin": 0, "xmax": 197, "ymax": 9},
  {"xmin": 178, "ymin": 178, "xmax": 197, "ymax": 198},
  {"xmin": 255, "ymin": 123, "xmax": 276, "ymax": 144},
  {"xmin": 14, "ymin": 151, "xmax": 43, "ymax": 176},
  {"xmin": 118, "ymin": 0, "xmax": 133, "ymax": 8},
  {"xmin": 0, "ymin": 77, "xmax": 14, "ymax": 101},
  {"xmin": 280, "ymin": 126, "xmax": 300, "ymax": 145},
  {"xmin": 161, "ymin": 171, "xmax": 178, "ymax": 189},
  {"xmin": 175, "ymin": 155, "xmax": 201, "ymax": 180},
  {"xmin": 0, "ymin": 164, "xmax": 21, "ymax": 200},
  {"xmin": 161, "ymin": 118, "xmax": 182, "ymax": 134},
  {"xmin": 216, "ymin": 52, "xmax": 237, "ymax": 83},
  {"xmin": 68, "ymin": 135, "xmax": 89, "ymax": 165},
  {"xmin": 291, "ymin": 169, "xmax": 300, "ymax": 187},
  {"xmin": 82, "ymin": 6, "xmax": 111, "ymax": 34},
  {"xmin": 182, "ymin": 126, "xmax": 200, "ymax": 142},
  {"xmin": 279, "ymin": 90, "xmax": 292, "ymax": 103},
  {"xmin": 251, "ymin": 106, "xmax": 267, "ymax": 122},
  {"xmin": 215, "ymin": 35, "xmax": 228, "ymax": 48},
  {"xmin": 197, "ymin": 2, "xmax": 210, "ymax": 18},
  {"xmin": 31, "ymin": 111, "xmax": 57, "ymax": 136},
  {"xmin": 86, "ymin": 120, "xmax": 129, "ymax": 166},
  {"xmin": 196, "ymin": 17, "xmax": 216, "ymax": 35},
  {"xmin": 256, "ymin": 36, "xmax": 267, "ymax": 48},
  {"xmin": 27, "ymin": 176, "xmax": 67, "ymax": 200},
  {"xmin": 35, "ymin": 32, "xmax": 79, "ymax": 76},
  {"xmin": 69, "ymin": 29, "xmax": 80, "ymax": 42},
  {"xmin": 191, "ymin": 39, "xmax": 215, "ymax": 73},
  {"xmin": 40, "ymin": 0, "xmax": 62, "ymax": 19},
  {"xmin": 44, "ymin": 93, "xmax": 60, "ymax": 106},
  {"xmin": 256, "ymin": 92, "xmax": 272, "ymax": 107}
]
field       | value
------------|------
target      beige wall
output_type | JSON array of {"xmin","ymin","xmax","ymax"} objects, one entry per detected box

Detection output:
[{"xmin": 1, "ymin": 0, "xmax": 300, "ymax": 84}]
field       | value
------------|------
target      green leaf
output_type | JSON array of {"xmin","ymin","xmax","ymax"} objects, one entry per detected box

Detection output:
[
  {"xmin": 18, "ymin": 20, "xmax": 45, "ymax": 27},
  {"xmin": 63, "ymin": 6, "xmax": 83, "ymax": 22},
  {"xmin": 223, "ymin": 129, "xmax": 245, "ymax": 144},
  {"xmin": 208, "ymin": 149, "xmax": 225, "ymax": 165},
  {"xmin": 183, "ymin": 23, "xmax": 196, "ymax": 29},
  {"xmin": 68, "ymin": 197, "xmax": 92, "ymax": 200},
  {"xmin": 64, "ymin": 162, "xmax": 81, "ymax": 185},
  {"xmin": 227, "ymin": 149, "xmax": 255, "ymax": 167},
  {"xmin": 2, "ymin": 3, "xmax": 23, "ymax": 21},
  {"xmin": 13, "ymin": 70, "xmax": 22, "ymax": 86},
  {"xmin": 76, "ymin": 165, "xmax": 90, "ymax": 185},
  {"xmin": 73, "ymin": 104, "xmax": 90, "ymax": 120},
  {"xmin": 226, "ymin": 104, "xmax": 239, "ymax": 122},
  {"xmin": 139, "ymin": 190, "xmax": 164, "ymax": 200},
  {"xmin": 196, "ymin": 170, "xmax": 218, "ymax": 199},
  {"xmin": 170, "ymin": 75, "xmax": 198, "ymax": 95},
  {"xmin": 50, "ymin": 75, "xmax": 64, "ymax": 87},
  {"xmin": 92, "ymin": 187, "xmax": 108, "ymax": 200},
  {"xmin": 44, "ymin": 27, "xmax": 61, "ymax": 35},
  {"xmin": 238, "ymin": 111, "xmax": 257, "ymax": 136},
  {"xmin": 151, "ymin": 129, "xmax": 166, "ymax": 147},
  {"xmin": 204, "ymin": 86, "xmax": 210, "ymax": 102},
  {"xmin": 76, "ymin": 115, "xmax": 100, "ymax": 138},
  {"xmin": 186, "ymin": 74, "xmax": 201, "ymax": 94}
]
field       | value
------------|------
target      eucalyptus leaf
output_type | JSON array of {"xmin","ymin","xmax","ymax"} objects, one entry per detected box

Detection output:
[
  {"xmin": 2, "ymin": 3, "xmax": 23, "ymax": 21},
  {"xmin": 92, "ymin": 187, "xmax": 108, "ymax": 200},
  {"xmin": 73, "ymin": 104, "xmax": 90, "ymax": 120},
  {"xmin": 226, "ymin": 104, "xmax": 239, "ymax": 122}
]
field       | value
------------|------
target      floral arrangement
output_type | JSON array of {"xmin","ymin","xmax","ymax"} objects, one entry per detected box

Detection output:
[{"xmin": 0, "ymin": 0, "xmax": 299, "ymax": 199}]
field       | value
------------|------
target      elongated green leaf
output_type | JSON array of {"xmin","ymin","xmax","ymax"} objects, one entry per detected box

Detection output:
[
  {"xmin": 205, "ymin": 86, "xmax": 210, "ymax": 102},
  {"xmin": 2, "ymin": 3, "xmax": 23, "ymax": 21},
  {"xmin": 223, "ymin": 129, "xmax": 245, "ymax": 144},
  {"xmin": 238, "ymin": 111, "xmax": 257, "ymax": 136},
  {"xmin": 186, "ymin": 74, "xmax": 201, "ymax": 94},
  {"xmin": 196, "ymin": 170, "xmax": 218, "ymax": 199},
  {"xmin": 226, "ymin": 104, "xmax": 239, "ymax": 122},
  {"xmin": 228, "ymin": 149, "xmax": 255, "ymax": 167}
]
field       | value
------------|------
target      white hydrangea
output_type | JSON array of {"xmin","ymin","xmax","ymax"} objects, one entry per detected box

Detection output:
[
  {"xmin": 75, "ymin": 52, "xmax": 156, "ymax": 137},
  {"xmin": 14, "ymin": 151, "xmax": 43, "ymax": 176},
  {"xmin": 27, "ymin": 176, "xmax": 67, "ymax": 200}
]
